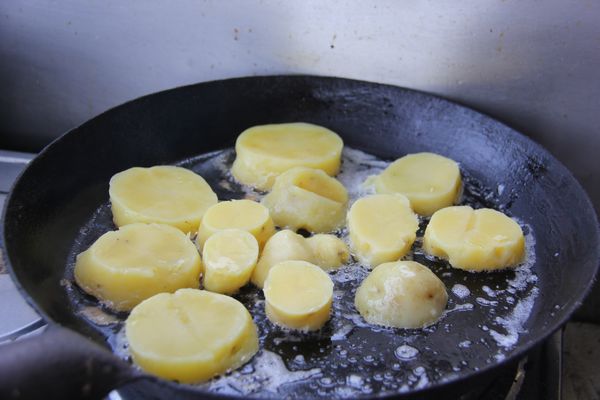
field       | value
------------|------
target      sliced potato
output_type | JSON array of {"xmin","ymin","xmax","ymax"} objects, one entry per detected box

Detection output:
[
  {"xmin": 263, "ymin": 260, "xmax": 334, "ymax": 331},
  {"xmin": 347, "ymin": 194, "xmax": 418, "ymax": 268},
  {"xmin": 374, "ymin": 152, "xmax": 461, "ymax": 216},
  {"xmin": 250, "ymin": 230, "xmax": 314, "ymax": 288},
  {"xmin": 126, "ymin": 289, "xmax": 258, "ymax": 383},
  {"xmin": 110, "ymin": 165, "xmax": 217, "ymax": 233},
  {"xmin": 355, "ymin": 261, "xmax": 448, "ymax": 328},
  {"xmin": 196, "ymin": 199, "xmax": 275, "ymax": 249},
  {"xmin": 423, "ymin": 206, "xmax": 525, "ymax": 271},
  {"xmin": 74, "ymin": 223, "xmax": 202, "ymax": 311},
  {"xmin": 305, "ymin": 234, "xmax": 350, "ymax": 270},
  {"xmin": 262, "ymin": 167, "xmax": 348, "ymax": 233},
  {"xmin": 202, "ymin": 229, "xmax": 259, "ymax": 294},
  {"xmin": 231, "ymin": 122, "xmax": 344, "ymax": 190}
]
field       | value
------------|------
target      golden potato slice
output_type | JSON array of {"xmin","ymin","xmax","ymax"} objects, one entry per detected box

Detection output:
[
  {"xmin": 262, "ymin": 167, "xmax": 348, "ymax": 233},
  {"xmin": 74, "ymin": 223, "xmax": 202, "ymax": 311},
  {"xmin": 231, "ymin": 122, "xmax": 344, "ymax": 190},
  {"xmin": 202, "ymin": 229, "xmax": 259, "ymax": 294},
  {"xmin": 250, "ymin": 230, "xmax": 314, "ymax": 288},
  {"xmin": 126, "ymin": 289, "xmax": 258, "ymax": 383},
  {"xmin": 374, "ymin": 152, "xmax": 461, "ymax": 216},
  {"xmin": 196, "ymin": 199, "xmax": 275, "ymax": 249},
  {"xmin": 263, "ymin": 261, "xmax": 334, "ymax": 331},
  {"xmin": 423, "ymin": 206, "xmax": 525, "ymax": 271},
  {"xmin": 355, "ymin": 261, "xmax": 448, "ymax": 328},
  {"xmin": 305, "ymin": 234, "xmax": 350, "ymax": 270},
  {"xmin": 110, "ymin": 166, "xmax": 217, "ymax": 233},
  {"xmin": 347, "ymin": 194, "xmax": 418, "ymax": 268}
]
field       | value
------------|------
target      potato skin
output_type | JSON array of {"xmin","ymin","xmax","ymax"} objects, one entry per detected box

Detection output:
[{"xmin": 355, "ymin": 261, "xmax": 448, "ymax": 328}]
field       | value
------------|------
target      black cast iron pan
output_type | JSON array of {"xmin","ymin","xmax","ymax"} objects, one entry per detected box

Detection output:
[{"xmin": 1, "ymin": 76, "xmax": 599, "ymax": 399}]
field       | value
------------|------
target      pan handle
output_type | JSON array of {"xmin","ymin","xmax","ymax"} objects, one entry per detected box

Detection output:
[{"xmin": 0, "ymin": 324, "xmax": 141, "ymax": 399}]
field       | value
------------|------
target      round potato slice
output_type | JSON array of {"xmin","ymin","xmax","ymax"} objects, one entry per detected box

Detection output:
[
  {"xmin": 347, "ymin": 194, "xmax": 419, "ymax": 268},
  {"xmin": 250, "ymin": 230, "xmax": 315, "ymax": 288},
  {"xmin": 305, "ymin": 234, "xmax": 350, "ymax": 270},
  {"xmin": 202, "ymin": 229, "xmax": 259, "ymax": 294},
  {"xmin": 74, "ymin": 223, "xmax": 202, "ymax": 311},
  {"xmin": 126, "ymin": 289, "xmax": 258, "ymax": 383},
  {"xmin": 374, "ymin": 152, "xmax": 461, "ymax": 216},
  {"xmin": 196, "ymin": 199, "xmax": 275, "ymax": 249},
  {"xmin": 423, "ymin": 206, "xmax": 525, "ymax": 271},
  {"xmin": 263, "ymin": 260, "xmax": 334, "ymax": 331},
  {"xmin": 231, "ymin": 122, "xmax": 344, "ymax": 190},
  {"xmin": 262, "ymin": 167, "xmax": 348, "ymax": 233},
  {"xmin": 355, "ymin": 261, "xmax": 448, "ymax": 328},
  {"xmin": 110, "ymin": 165, "xmax": 217, "ymax": 233}
]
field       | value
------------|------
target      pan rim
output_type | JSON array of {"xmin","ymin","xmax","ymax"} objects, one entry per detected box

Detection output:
[{"xmin": 2, "ymin": 74, "xmax": 599, "ymax": 399}]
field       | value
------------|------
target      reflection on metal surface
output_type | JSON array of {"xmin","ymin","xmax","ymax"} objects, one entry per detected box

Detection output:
[
  {"xmin": 108, "ymin": 391, "xmax": 123, "ymax": 400},
  {"xmin": 0, "ymin": 273, "xmax": 44, "ymax": 343},
  {"xmin": 0, "ymin": 319, "xmax": 46, "ymax": 344},
  {"xmin": 505, "ymin": 357, "xmax": 527, "ymax": 400},
  {"xmin": 0, "ymin": 156, "xmax": 30, "ymax": 164},
  {"xmin": 0, "ymin": 150, "xmax": 34, "ymax": 193}
]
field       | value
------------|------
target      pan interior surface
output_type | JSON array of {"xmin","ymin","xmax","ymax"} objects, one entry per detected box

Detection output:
[
  {"xmin": 65, "ymin": 146, "xmax": 538, "ymax": 399},
  {"xmin": 3, "ymin": 76, "xmax": 599, "ymax": 399}
]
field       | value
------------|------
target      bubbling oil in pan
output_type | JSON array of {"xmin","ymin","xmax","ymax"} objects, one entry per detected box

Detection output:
[{"xmin": 65, "ymin": 147, "xmax": 539, "ymax": 399}]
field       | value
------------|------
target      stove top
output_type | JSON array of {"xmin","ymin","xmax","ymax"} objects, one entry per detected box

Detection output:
[
  {"xmin": 0, "ymin": 149, "xmax": 561, "ymax": 400},
  {"xmin": 0, "ymin": 150, "xmax": 44, "ymax": 342}
]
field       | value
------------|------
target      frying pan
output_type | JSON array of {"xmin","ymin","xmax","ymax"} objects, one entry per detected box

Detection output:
[{"xmin": 1, "ymin": 76, "xmax": 598, "ymax": 400}]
